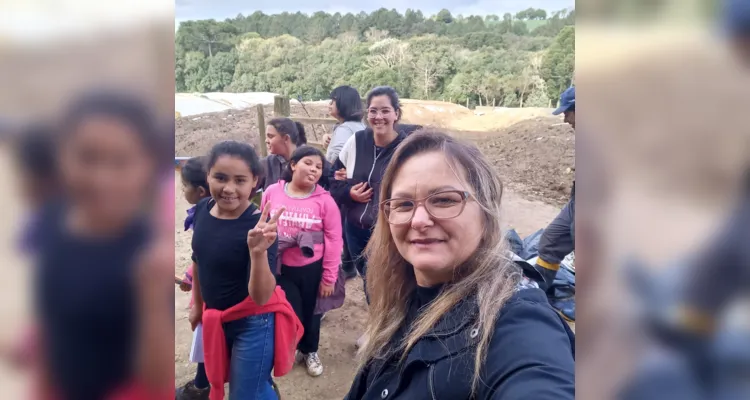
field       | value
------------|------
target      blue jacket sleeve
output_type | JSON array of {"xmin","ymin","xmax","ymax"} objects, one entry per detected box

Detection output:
[{"xmin": 480, "ymin": 298, "xmax": 575, "ymax": 399}]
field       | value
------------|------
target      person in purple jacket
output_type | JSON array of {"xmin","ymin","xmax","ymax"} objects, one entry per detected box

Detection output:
[{"xmin": 12, "ymin": 123, "xmax": 58, "ymax": 255}]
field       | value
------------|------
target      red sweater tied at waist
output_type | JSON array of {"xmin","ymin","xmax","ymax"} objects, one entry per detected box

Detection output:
[{"xmin": 202, "ymin": 286, "xmax": 303, "ymax": 400}]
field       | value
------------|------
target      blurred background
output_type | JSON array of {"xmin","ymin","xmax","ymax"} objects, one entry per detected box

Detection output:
[
  {"xmin": 0, "ymin": 1, "xmax": 173, "ymax": 398},
  {"xmin": 576, "ymin": 0, "xmax": 750, "ymax": 399}
]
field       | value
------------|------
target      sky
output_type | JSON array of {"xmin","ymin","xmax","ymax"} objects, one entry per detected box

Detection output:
[{"xmin": 175, "ymin": 0, "xmax": 573, "ymax": 26}]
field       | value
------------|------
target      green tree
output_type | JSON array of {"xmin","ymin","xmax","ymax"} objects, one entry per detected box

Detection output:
[
  {"xmin": 540, "ymin": 26, "xmax": 575, "ymax": 103},
  {"xmin": 176, "ymin": 20, "xmax": 238, "ymax": 57},
  {"xmin": 200, "ymin": 52, "xmax": 238, "ymax": 92},
  {"xmin": 436, "ymin": 9, "xmax": 454, "ymax": 24},
  {"xmin": 183, "ymin": 51, "xmax": 208, "ymax": 92}
]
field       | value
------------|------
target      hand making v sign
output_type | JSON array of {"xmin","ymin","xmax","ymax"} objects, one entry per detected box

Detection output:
[{"xmin": 247, "ymin": 203, "xmax": 286, "ymax": 254}]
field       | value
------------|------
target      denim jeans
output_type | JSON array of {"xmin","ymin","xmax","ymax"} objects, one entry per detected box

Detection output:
[
  {"xmin": 223, "ymin": 313, "xmax": 277, "ymax": 400},
  {"xmin": 344, "ymin": 220, "xmax": 373, "ymax": 304}
]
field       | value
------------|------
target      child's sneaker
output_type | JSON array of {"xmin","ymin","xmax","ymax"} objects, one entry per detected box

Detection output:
[
  {"xmin": 175, "ymin": 380, "xmax": 209, "ymax": 400},
  {"xmin": 304, "ymin": 352, "xmax": 324, "ymax": 377}
]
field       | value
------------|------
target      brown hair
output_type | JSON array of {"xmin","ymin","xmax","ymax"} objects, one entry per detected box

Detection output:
[{"xmin": 359, "ymin": 129, "xmax": 520, "ymax": 395}]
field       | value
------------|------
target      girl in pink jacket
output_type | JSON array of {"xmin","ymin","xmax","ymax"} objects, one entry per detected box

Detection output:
[{"xmin": 261, "ymin": 146, "xmax": 343, "ymax": 378}]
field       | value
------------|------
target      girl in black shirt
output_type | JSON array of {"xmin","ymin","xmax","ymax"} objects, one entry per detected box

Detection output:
[
  {"xmin": 34, "ymin": 91, "xmax": 172, "ymax": 400},
  {"xmin": 189, "ymin": 141, "xmax": 283, "ymax": 399}
]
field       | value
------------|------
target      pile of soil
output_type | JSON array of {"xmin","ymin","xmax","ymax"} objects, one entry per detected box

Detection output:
[
  {"xmin": 175, "ymin": 102, "xmax": 575, "ymax": 207},
  {"xmin": 469, "ymin": 117, "xmax": 575, "ymax": 207},
  {"xmin": 175, "ymin": 103, "xmax": 332, "ymax": 157}
]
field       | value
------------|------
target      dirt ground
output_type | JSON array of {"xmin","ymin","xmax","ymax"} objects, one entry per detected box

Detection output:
[{"xmin": 173, "ymin": 169, "xmax": 564, "ymax": 399}]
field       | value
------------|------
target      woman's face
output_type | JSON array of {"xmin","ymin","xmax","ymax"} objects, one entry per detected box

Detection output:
[
  {"xmin": 265, "ymin": 125, "xmax": 289, "ymax": 156},
  {"xmin": 388, "ymin": 151, "xmax": 483, "ymax": 287},
  {"xmin": 328, "ymin": 99, "xmax": 340, "ymax": 120},
  {"xmin": 291, "ymin": 155, "xmax": 323, "ymax": 188},
  {"xmin": 59, "ymin": 115, "xmax": 154, "ymax": 224},
  {"xmin": 367, "ymin": 95, "xmax": 399, "ymax": 136}
]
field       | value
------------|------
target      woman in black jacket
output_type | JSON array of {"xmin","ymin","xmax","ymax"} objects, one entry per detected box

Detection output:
[
  {"xmin": 345, "ymin": 130, "xmax": 575, "ymax": 400},
  {"xmin": 329, "ymin": 86, "xmax": 409, "ymax": 347}
]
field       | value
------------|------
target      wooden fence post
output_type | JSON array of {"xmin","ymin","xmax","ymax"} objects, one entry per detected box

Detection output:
[
  {"xmin": 256, "ymin": 104, "xmax": 267, "ymax": 158},
  {"xmin": 274, "ymin": 95, "xmax": 290, "ymax": 117}
]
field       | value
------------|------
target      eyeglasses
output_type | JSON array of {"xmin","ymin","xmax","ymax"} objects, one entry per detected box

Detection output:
[
  {"xmin": 367, "ymin": 108, "xmax": 394, "ymax": 118},
  {"xmin": 381, "ymin": 190, "xmax": 471, "ymax": 225}
]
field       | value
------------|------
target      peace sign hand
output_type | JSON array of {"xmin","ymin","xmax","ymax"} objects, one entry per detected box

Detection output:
[{"xmin": 247, "ymin": 203, "xmax": 286, "ymax": 255}]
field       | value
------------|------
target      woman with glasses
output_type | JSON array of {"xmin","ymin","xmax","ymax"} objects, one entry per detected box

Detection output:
[
  {"xmin": 344, "ymin": 130, "xmax": 575, "ymax": 400},
  {"xmin": 330, "ymin": 86, "xmax": 408, "ymax": 348}
]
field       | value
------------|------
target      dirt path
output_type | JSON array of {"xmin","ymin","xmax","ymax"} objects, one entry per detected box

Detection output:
[{"xmin": 172, "ymin": 171, "xmax": 562, "ymax": 399}]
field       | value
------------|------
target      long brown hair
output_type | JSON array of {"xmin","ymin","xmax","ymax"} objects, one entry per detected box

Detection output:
[{"xmin": 359, "ymin": 129, "xmax": 521, "ymax": 394}]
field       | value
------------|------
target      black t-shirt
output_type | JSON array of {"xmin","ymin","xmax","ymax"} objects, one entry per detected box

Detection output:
[
  {"xmin": 191, "ymin": 198, "xmax": 278, "ymax": 311},
  {"xmin": 35, "ymin": 202, "xmax": 149, "ymax": 400}
]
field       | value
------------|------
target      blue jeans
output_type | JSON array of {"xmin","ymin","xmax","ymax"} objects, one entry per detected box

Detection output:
[
  {"xmin": 345, "ymin": 220, "xmax": 373, "ymax": 304},
  {"xmin": 223, "ymin": 313, "xmax": 277, "ymax": 400}
]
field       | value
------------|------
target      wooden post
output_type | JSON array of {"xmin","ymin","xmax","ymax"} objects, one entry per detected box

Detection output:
[
  {"xmin": 466, "ymin": 98, "xmax": 469, "ymax": 108},
  {"xmin": 274, "ymin": 95, "xmax": 290, "ymax": 117},
  {"xmin": 256, "ymin": 104, "xmax": 267, "ymax": 158}
]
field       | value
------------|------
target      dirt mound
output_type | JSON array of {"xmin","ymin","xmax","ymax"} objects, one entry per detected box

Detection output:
[
  {"xmin": 453, "ymin": 107, "xmax": 559, "ymax": 132},
  {"xmin": 400, "ymin": 99, "xmax": 473, "ymax": 128},
  {"xmin": 175, "ymin": 102, "xmax": 574, "ymax": 207},
  {"xmin": 175, "ymin": 103, "xmax": 332, "ymax": 157},
  {"xmin": 471, "ymin": 117, "xmax": 575, "ymax": 207}
]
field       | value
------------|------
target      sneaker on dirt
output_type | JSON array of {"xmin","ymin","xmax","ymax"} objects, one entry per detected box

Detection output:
[
  {"xmin": 305, "ymin": 352, "xmax": 324, "ymax": 377},
  {"xmin": 175, "ymin": 380, "xmax": 209, "ymax": 400}
]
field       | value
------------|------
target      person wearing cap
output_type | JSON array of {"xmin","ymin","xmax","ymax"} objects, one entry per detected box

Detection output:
[
  {"xmin": 532, "ymin": 87, "xmax": 575, "ymax": 294},
  {"xmin": 724, "ymin": 0, "xmax": 750, "ymax": 64}
]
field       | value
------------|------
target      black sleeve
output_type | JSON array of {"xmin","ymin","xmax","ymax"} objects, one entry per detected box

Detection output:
[
  {"xmin": 479, "ymin": 299, "xmax": 575, "ymax": 400},
  {"xmin": 256, "ymin": 156, "xmax": 269, "ymax": 192},
  {"xmin": 319, "ymin": 159, "xmax": 333, "ymax": 191},
  {"xmin": 682, "ymin": 199, "xmax": 750, "ymax": 317},
  {"xmin": 535, "ymin": 198, "xmax": 575, "ymax": 290},
  {"xmin": 266, "ymin": 237, "xmax": 279, "ymax": 277},
  {"xmin": 329, "ymin": 158, "xmax": 354, "ymax": 207},
  {"xmin": 538, "ymin": 198, "xmax": 575, "ymax": 265}
]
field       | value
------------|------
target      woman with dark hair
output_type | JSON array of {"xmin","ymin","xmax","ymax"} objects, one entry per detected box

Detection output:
[
  {"xmin": 323, "ymin": 87, "xmax": 367, "ymax": 280},
  {"xmin": 329, "ymin": 86, "xmax": 409, "ymax": 347},
  {"xmin": 323, "ymin": 85, "xmax": 366, "ymax": 164},
  {"xmin": 258, "ymin": 117, "xmax": 332, "ymax": 192}
]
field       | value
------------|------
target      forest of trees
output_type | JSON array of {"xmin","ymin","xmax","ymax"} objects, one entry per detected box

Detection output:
[{"xmin": 175, "ymin": 7, "xmax": 575, "ymax": 108}]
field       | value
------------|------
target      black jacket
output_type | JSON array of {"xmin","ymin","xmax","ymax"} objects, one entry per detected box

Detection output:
[
  {"xmin": 330, "ymin": 128, "xmax": 407, "ymax": 229},
  {"xmin": 344, "ymin": 288, "xmax": 576, "ymax": 400}
]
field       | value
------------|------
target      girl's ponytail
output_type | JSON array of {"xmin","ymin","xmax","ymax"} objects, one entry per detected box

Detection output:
[{"xmin": 294, "ymin": 122, "xmax": 307, "ymax": 146}]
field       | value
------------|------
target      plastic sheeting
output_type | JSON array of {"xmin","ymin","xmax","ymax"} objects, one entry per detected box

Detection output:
[
  {"xmin": 175, "ymin": 92, "xmax": 289, "ymax": 117},
  {"xmin": 505, "ymin": 228, "xmax": 575, "ymax": 322}
]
